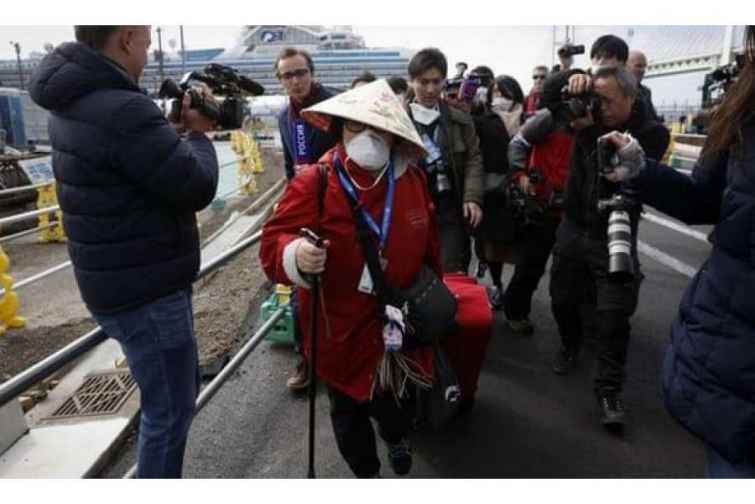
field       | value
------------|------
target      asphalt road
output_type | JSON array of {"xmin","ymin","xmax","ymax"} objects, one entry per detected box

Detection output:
[{"xmin": 103, "ymin": 200, "xmax": 713, "ymax": 479}]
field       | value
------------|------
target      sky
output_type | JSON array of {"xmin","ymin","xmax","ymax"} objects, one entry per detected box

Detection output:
[{"xmin": 0, "ymin": 25, "xmax": 583, "ymax": 93}]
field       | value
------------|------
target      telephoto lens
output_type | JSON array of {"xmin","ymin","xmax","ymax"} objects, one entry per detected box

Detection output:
[{"xmin": 606, "ymin": 207, "xmax": 634, "ymax": 283}]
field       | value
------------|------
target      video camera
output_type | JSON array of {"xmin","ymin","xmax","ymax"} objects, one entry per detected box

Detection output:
[
  {"xmin": 702, "ymin": 53, "xmax": 746, "ymax": 109},
  {"xmin": 158, "ymin": 63, "xmax": 265, "ymax": 130},
  {"xmin": 558, "ymin": 43, "xmax": 585, "ymax": 58},
  {"xmin": 596, "ymin": 137, "xmax": 640, "ymax": 283}
]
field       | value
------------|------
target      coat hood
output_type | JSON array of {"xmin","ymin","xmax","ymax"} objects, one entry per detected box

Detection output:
[{"xmin": 29, "ymin": 42, "xmax": 141, "ymax": 112}]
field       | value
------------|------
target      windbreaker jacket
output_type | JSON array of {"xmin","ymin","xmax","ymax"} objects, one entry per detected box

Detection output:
[{"xmin": 28, "ymin": 42, "xmax": 218, "ymax": 313}]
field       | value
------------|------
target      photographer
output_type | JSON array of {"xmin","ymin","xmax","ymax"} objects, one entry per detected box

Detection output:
[
  {"xmin": 602, "ymin": 25, "xmax": 755, "ymax": 477},
  {"xmin": 549, "ymin": 65, "xmax": 669, "ymax": 430},
  {"xmin": 500, "ymin": 69, "xmax": 582, "ymax": 333},
  {"xmin": 29, "ymin": 26, "xmax": 219, "ymax": 478}
]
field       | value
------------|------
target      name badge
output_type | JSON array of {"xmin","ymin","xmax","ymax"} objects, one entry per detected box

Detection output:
[
  {"xmin": 422, "ymin": 133, "xmax": 442, "ymax": 167},
  {"xmin": 357, "ymin": 258, "xmax": 388, "ymax": 295}
]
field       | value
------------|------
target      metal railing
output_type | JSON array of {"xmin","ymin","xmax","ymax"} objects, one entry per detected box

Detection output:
[
  {"xmin": 0, "ymin": 182, "xmax": 53, "ymax": 197},
  {"xmin": 0, "ymin": 205, "xmax": 59, "ymax": 228},
  {"xmin": 0, "ymin": 228, "xmax": 265, "ymax": 410}
]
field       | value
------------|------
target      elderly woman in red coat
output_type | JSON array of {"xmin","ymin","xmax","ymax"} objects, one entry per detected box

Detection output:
[{"xmin": 260, "ymin": 80, "xmax": 441, "ymax": 478}]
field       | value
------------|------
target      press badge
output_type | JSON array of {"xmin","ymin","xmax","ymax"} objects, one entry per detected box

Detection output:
[
  {"xmin": 421, "ymin": 133, "xmax": 442, "ymax": 169},
  {"xmin": 357, "ymin": 258, "xmax": 388, "ymax": 295}
]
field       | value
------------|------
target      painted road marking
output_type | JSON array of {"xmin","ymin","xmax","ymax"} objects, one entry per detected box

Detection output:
[
  {"xmin": 637, "ymin": 240, "xmax": 697, "ymax": 278},
  {"xmin": 642, "ymin": 212, "xmax": 710, "ymax": 244}
]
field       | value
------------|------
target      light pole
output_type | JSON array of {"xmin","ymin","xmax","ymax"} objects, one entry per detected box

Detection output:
[
  {"xmin": 9, "ymin": 41, "xmax": 24, "ymax": 90},
  {"xmin": 180, "ymin": 25, "xmax": 186, "ymax": 74},
  {"xmin": 156, "ymin": 27, "xmax": 165, "ymax": 82}
]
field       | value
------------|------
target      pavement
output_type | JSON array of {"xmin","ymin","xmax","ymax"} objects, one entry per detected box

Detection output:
[{"xmin": 101, "ymin": 197, "xmax": 712, "ymax": 478}]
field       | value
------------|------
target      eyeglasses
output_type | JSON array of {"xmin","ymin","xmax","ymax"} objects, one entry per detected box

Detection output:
[
  {"xmin": 532, "ymin": 74, "xmax": 547, "ymax": 81},
  {"xmin": 278, "ymin": 68, "xmax": 310, "ymax": 81}
]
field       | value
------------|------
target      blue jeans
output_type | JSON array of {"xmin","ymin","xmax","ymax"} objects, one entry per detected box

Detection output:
[
  {"xmin": 94, "ymin": 288, "xmax": 200, "ymax": 479},
  {"xmin": 706, "ymin": 445, "xmax": 755, "ymax": 478}
]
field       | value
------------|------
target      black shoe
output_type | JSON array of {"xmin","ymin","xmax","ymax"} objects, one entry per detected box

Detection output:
[
  {"xmin": 476, "ymin": 261, "xmax": 488, "ymax": 279},
  {"xmin": 489, "ymin": 288, "xmax": 504, "ymax": 311},
  {"xmin": 552, "ymin": 348, "xmax": 578, "ymax": 375},
  {"xmin": 598, "ymin": 394, "xmax": 627, "ymax": 430},
  {"xmin": 386, "ymin": 438, "xmax": 412, "ymax": 476}
]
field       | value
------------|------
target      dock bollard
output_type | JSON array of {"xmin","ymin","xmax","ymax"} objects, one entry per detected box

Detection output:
[{"xmin": 0, "ymin": 245, "xmax": 26, "ymax": 336}]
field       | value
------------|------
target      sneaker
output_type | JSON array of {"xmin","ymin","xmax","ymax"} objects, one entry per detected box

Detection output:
[
  {"xmin": 507, "ymin": 318, "xmax": 534, "ymax": 335},
  {"xmin": 489, "ymin": 288, "xmax": 504, "ymax": 311},
  {"xmin": 552, "ymin": 347, "xmax": 578, "ymax": 375},
  {"xmin": 286, "ymin": 360, "xmax": 310, "ymax": 391},
  {"xmin": 386, "ymin": 438, "xmax": 413, "ymax": 476},
  {"xmin": 598, "ymin": 394, "xmax": 627, "ymax": 430}
]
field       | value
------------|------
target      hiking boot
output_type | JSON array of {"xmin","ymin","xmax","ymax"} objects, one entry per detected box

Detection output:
[
  {"xmin": 507, "ymin": 318, "xmax": 534, "ymax": 335},
  {"xmin": 598, "ymin": 394, "xmax": 627, "ymax": 430},
  {"xmin": 286, "ymin": 360, "xmax": 309, "ymax": 391},
  {"xmin": 386, "ymin": 438, "xmax": 412, "ymax": 476},
  {"xmin": 552, "ymin": 347, "xmax": 578, "ymax": 375},
  {"xmin": 489, "ymin": 288, "xmax": 505, "ymax": 311}
]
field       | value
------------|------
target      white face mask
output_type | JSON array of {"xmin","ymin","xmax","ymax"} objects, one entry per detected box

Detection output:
[
  {"xmin": 345, "ymin": 130, "xmax": 391, "ymax": 171},
  {"xmin": 492, "ymin": 97, "xmax": 514, "ymax": 111},
  {"xmin": 409, "ymin": 102, "xmax": 440, "ymax": 126}
]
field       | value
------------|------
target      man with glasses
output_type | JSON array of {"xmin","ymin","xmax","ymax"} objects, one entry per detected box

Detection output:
[
  {"xmin": 525, "ymin": 65, "xmax": 548, "ymax": 119},
  {"xmin": 275, "ymin": 47, "xmax": 337, "ymax": 391},
  {"xmin": 276, "ymin": 47, "xmax": 337, "ymax": 181}
]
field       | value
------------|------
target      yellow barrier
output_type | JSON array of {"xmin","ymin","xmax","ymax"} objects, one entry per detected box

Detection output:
[
  {"xmin": 37, "ymin": 184, "xmax": 65, "ymax": 243},
  {"xmin": 230, "ymin": 130, "xmax": 266, "ymax": 195},
  {"xmin": 0, "ymin": 245, "xmax": 26, "ymax": 336}
]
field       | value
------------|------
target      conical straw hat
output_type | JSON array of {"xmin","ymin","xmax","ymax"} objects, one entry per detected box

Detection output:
[{"xmin": 302, "ymin": 79, "xmax": 427, "ymax": 157}]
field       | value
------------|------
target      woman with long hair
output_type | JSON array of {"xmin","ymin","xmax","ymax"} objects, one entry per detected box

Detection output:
[
  {"xmin": 605, "ymin": 26, "xmax": 755, "ymax": 477},
  {"xmin": 472, "ymin": 74, "xmax": 526, "ymax": 307}
]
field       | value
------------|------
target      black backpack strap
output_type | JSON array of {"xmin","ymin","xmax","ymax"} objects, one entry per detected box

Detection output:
[{"xmin": 317, "ymin": 163, "xmax": 328, "ymax": 218}]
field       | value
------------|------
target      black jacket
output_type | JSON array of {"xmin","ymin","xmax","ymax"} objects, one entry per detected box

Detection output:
[
  {"xmin": 29, "ymin": 42, "xmax": 219, "ymax": 314},
  {"xmin": 636, "ymin": 118, "xmax": 755, "ymax": 463},
  {"xmin": 562, "ymin": 104, "xmax": 670, "ymax": 239}
]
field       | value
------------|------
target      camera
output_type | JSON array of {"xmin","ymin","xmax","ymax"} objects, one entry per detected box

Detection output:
[
  {"xmin": 505, "ymin": 170, "xmax": 547, "ymax": 227},
  {"xmin": 558, "ymin": 44, "xmax": 585, "ymax": 58},
  {"xmin": 158, "ymin": 63, "xmax": 265, "ymax": 130},
  {"xmin": 559, "ymin": 86, "xmax": 601, "ymax": 123},
  {"xmin": 445, "ymin": 77, "xmax": 481, "ymax": 104},
  {"xmin": 702, "ymin": 53, "xmax": 746, "ymax": 109},
  {"xmin": 596, "ymin": 137, "xmax": 638, "ymax": 283}
]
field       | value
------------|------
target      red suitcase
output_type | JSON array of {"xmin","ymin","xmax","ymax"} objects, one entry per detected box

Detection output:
[{"xmin": 442, "ymin": 273, "xmax": 494, "ymax": 402}]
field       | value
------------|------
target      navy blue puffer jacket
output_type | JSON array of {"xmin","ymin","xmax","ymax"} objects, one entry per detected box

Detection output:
[
  {"xmin": 29, "ymin": 42, "xmax": 218, "ymax": 314},
  {"xmin": 636, "ymin": 119, "xmax": 755, "ymax": 464}
]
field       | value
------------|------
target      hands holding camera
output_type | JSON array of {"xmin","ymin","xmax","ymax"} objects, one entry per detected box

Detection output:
[{"xmin": 599, "ymin": 132, "xmax": 647, "ymax": 183}]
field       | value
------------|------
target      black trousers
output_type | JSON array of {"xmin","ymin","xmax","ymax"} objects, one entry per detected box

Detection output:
[
  {"xmin": 503, "ymin": 213, "xmax": 560, "ymax": 321},
  {"xmin": 436, "ymin": 193, "xmax": 471, "ymax": 274},
  {"xmin": 327, "ymin": 386, "xmax": 413, "ymax": 478},
  {"xmin": 549, "ymin": 221, "xmax": 642, "ymax": 397}
]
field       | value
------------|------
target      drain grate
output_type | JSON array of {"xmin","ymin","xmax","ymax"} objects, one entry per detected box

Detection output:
[{"xmin": 45, "ymin": 371, "xmax": 137, "ymax": 420}]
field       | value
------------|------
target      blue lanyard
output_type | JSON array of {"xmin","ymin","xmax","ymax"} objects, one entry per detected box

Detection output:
[
  {"xmin": 335, "ymin": 156, "xmax": 395, "ymax": 252},
  {"xmin": 291, "ymin": 119, "xmax": 311, "ymax": 164}
]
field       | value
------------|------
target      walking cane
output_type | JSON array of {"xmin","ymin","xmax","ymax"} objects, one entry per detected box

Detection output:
[{"xmin": 301, "ymin": 228, "xmax": 324, "ymax": 479}]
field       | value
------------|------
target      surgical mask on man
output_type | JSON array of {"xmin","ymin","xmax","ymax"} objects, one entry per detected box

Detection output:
[
  {"xmin": 491, "ymin": 97, "xmax": 514, "ymax": 111},
  {"xmin": 345, "ymin": 130, "xmax": 391, "ymax": 171}
]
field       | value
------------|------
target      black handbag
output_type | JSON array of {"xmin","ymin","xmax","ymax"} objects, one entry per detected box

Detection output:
[{"xmin": 337, "ymin": 166, "xmax": 458, "ymax": 348}]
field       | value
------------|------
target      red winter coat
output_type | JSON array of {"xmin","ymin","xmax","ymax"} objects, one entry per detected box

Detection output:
[{"xmin": 260, "ymin": 146, "xmax": 440, "ymax": 401}]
